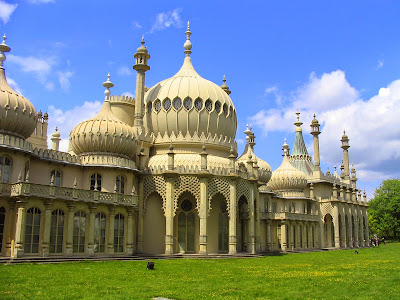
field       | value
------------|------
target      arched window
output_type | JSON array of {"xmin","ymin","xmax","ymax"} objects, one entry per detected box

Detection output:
[
  {"xmin": 218, "ymin": 202, "xmax": 229, "ymax": 253},
  {"xmin": 0, "ymin": 156, "xmax": 11, "ymax": 183},
  {"xmin": 73, "ymin": 211, "xmax": 86, "ymax": 253},
  {"xmin": 178, "ymin": 200, "xmax": 195, "ymax": 253},
  {"xmin": 90, "ymin": 173, "xmax": 102, "ymax": 191},
  {"xmin": 0, "ymin": 207, "xmax": 5, "ymax": 252},
  {"xmin": 50, "ymin": 209, "xmax": 64, "ymax": 254},
  {"xmin": 94, "ymin": 213, "xmax": 106, "ymax": 253},
  {"xmin": 114, "ymin": 214, "xmax": 124, "ymax": 253},
  {"xmin": 50, "ymin": 170, "xmax": 62, "ymax": 187},
  {"xmin": 115, "ymin": 175, "xmax": 125, "ymax": 194},
  {"xmin": 25, "ymin": 207, "xmax": 41, "ymax": 254}
]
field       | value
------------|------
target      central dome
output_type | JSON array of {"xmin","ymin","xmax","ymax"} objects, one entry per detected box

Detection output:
[{"xmin": 144, "ymin": 25, "xmax": 237, "ymax": 152}]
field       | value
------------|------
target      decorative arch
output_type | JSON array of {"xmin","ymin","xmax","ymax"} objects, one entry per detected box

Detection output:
[
  {"xmin": 143, "ymin": 175, "xmax": 166, "ymax": 214},
  {"xmin": 208, "ymin": 177, "xmax": 230, "ymax": 215},
  {"xmin": 174, "ymin": 176, "xmax": 200, "ymax": 214},
  {"xmin": 236, "ymin": 179, "xmax": 250, "ymax": 204}
]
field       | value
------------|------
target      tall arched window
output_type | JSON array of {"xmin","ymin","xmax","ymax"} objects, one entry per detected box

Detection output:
[
  {"xmin": 114, "ymin": 214, "xmax": 124, "ymax": 253},
  {"xmin": 0, "ymin": 207, "xmax": 5, "ymax": 252},
  {"xmin": 115, "ymin": 175, "xmax": 125, "ymax": 194},
  {"xmin": 0, "ymin": 156, "xmax": 11, "ymax": 183},
  {"xmin": 25, "ymin": 207, "xmax": 41, "ymax": 254},
  {"xmin": 24, "ymin": 161, "xmax": 30, "ymax": 181},
  {"xmin": 218, "ymin": 202, "xmax": 229, "ymax": 253},
  {"xmin": 178, "ymin": 200, "xmax": 195, "ymax": 253},
  {"xmin": 50, "ymin": 170, "xmax": 62, "ymax": 187},
  {"xmin": 90, "ymin": 173, "xmax": 102, "ymax": 191},
  {"xmin": 73, "ymin": 211, "xmax": 86, "ymax": 253},
  {"xmin": 50, "ymin": 209, "xmax": 64, "ymax": 254},
  {"xmin": 94, "ymin": 213, "xmax": 106, "ymax": 253}
]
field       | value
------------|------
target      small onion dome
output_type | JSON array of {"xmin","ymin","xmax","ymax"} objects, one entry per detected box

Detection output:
[
  {"xmin": 137, "ymin": 36, "xmax": 148, "ymax": 54},
  {"xmin": 268, "ymin": 154, "xmax": 307, "ymax": 192},
  {"xmin": 52, "ymin": 127, "xmax": 60, "ymax": 138},
  {"xmin": 311, "ymin": 114, "xmax": 319, "ymax": 125},
  {"xmin": 0, "ymin": 35, "xmax": 37, "ymax": 139},
  {"xmin": 69, "ymin": 99, "xmax": 137, "ymax": 157},
  {"xmin": 220, "ymin": 75, "xmax": 231, "ymax": 95}
]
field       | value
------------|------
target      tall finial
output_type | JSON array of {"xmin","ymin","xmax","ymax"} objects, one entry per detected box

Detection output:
[
  {"xmin": 282, "ymin": 138, "xmax": 290, "ymax": 156},
  {"xmin": 184, "ymin": 21, "xmax": 192, "ymax": 56},
  {"xmin": 102, "ymin": 73, "xmax": 114, "ymax": 99},
  {"xmin": 294, "ymin": 109, "xmax": 303, "ymax": 131},
  {"xmin": 141, "ymin": 35, "xmax": 145, "ymax": 46},
  {"xmin": 0, "ymin": 33, "xmax": 11, "ymax": 68}
]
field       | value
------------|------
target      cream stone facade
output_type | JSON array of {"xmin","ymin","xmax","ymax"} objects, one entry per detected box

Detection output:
[{"xmin": 0, "ymin": 25, "xmax": 368, "ymax": 258}]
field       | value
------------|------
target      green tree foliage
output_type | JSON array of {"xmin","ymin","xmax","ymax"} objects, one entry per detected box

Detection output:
[{"xmin": 368, "ymin": 179, "xmax": 400, "ymax": 238}]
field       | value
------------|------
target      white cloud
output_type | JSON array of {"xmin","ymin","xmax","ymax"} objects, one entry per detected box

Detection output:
[
  {"xmin": 57, "ymin": 71, "xmax": 73, "ymax": 91},
  {"xmin": 8, "ymin": 54, "xmax": 56, "ymax": 89},
  {"xmin": 0, "ymin": 1, "xmax": 17, "ymax": 24},
  {"xmin": 132, "ymin": 21, "xmax": 142, "ymax": 29},
  {"xmin": 47, "ymin": 101, "xmax": 102, "ymax": 152},
  {"xmin": 117, "ymin": 66, "xmax": 132, "ymax": 76},
  {"xmin": 150, "ymin": 8, "xmax": 183, "ymax": 33},
  {"xmin": 26, "ymin": 0, "xmax": 55, "ymax": 3},
  {"xmin": 7, "ymin": 77, "xmax": 23, "ymax": 95},
  {"xmin": 376, "ymin": 59, "xmax": 384, "ymax": 70},
  {"xmin": 264, "ymin": 85, "xmax": 282, "ymax": 105},
  {"xmin": 250, "ymin": 70, "xmax": 400, "ymax": 182},
  {"xmin": 122, "ymin": 92, "xmax": 134, "ymax": 98}
]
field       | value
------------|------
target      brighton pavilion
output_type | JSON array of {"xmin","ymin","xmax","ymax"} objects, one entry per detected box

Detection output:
[{"xmin": 0, "ymin": 24, "xmax": 369, "ymax": 258}]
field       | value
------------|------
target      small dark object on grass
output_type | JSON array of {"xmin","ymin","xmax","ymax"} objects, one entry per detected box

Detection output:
[
  {"xmin": 355, "ymin": 251, "xmax": 358, "ymax": 254},
  {"xmin": 147, "ymin": 262, "xmax": 155, "ymax": 270}
]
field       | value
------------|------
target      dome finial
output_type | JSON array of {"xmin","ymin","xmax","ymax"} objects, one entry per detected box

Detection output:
[
  {"xmin": 102, "ymin": 73, "xmax": 114, "ymax": 99},
  {"xmin": 0, "ymin": 33, "xmax": 11, "ymax": 68},
  {"xmin": 282, "ymin": 138, "xmax": 290, "ymax": 156},
  {"xmin": 294, "ymin": 109, "xmax": 303, "ymax": 132},
  {"xmin": 184, "ymin": 21, "xmax": 192, "ymax": 56},
  {"xmin": 141, "ymin": 35, "xmax": 145, "ymax": 46}
]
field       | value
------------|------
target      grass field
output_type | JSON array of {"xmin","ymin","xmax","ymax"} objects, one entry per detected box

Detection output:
[{"xmin": 0, "ymin": 244, "xmax": 399, "ymax": 299}]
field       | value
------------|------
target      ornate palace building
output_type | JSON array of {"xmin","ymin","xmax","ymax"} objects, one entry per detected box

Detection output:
[{"xmin": 0, "ymin": 24, "xmax": 369, "ymax": 258}]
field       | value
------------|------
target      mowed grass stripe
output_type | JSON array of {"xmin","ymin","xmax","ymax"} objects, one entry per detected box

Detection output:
[{"xmin": 0, "ymin": 243, "xmax": 399, "ymax": 299}]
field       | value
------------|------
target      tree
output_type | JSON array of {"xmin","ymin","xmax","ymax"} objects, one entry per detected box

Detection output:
[{"xmin": 368, "ymin": 179, "xmax": 400, "ymax": 239}]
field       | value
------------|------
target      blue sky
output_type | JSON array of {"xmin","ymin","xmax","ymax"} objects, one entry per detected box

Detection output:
[{"xmin": 1, "ymin": 0, "xmax": 400, "ymax": 199}]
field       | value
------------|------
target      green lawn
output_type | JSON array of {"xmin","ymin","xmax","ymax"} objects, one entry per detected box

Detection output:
[{"xmin": 0, "ymin": 244, "xmax": 399, "ymax": 299}]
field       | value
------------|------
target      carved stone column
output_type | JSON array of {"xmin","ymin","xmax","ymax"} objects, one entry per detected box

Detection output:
[
  {"xmin": 319, "ymin": 220, "xmax": 325, "ymax": 248},
  {"xmin": 266, "ymin": 220, "xmax": 272, "ymax": 251},
  {"xmin": 341, "ymin": 215, "xmax": 347, "ymax": 248},
  {"xmin": 255, "ymin": 183, "xmax": 261, "ymax": 253},
  {"xmin": 228, "ymin": 176, "xmax": 238, "ymax": 254},
  {"xmin": 65, "ymin": 202, "xmax": 75, "ymax": 256},
  {"xmin": 307, "ymin": 223, "xmax": 313, "ymax": 249},
  {"xmin": 199, "ymin": 174, "xmax": 209, "ymax": 255},
  {"xmin": 280, "ymin": 221, "xmax": 287, "ymax": 252},
  {"xmin": 333, "ymin": 204, "xmax": 340, "ymax": 248},
  {"xmin": 302, "ymin": 222, "xmax": 307, "ymax": 249},
  {"xmin": 87, "ymin": 205, "xmax": 96, "ymax": 256},
  {"xmin": 348, "ymin": 216, "xmax": 353, "ymax": 248},
  {"xmin": 108, "ymin": 206, "xmax": 116, "ymax": 255},
  {"xmin": 296, "ymin": 222, "xmax": 301, "ymax": 249},
  {"xmin": 164, "ymin": 174, "xmax": 176, "ymax": 255},
  {"xmin": 248, "ymin": 181, "xmax": 256, "ymax": 254},
  {"xmin": 5, "ymin": 200, "xmax": 16, "ymax": 256},
  {"xmin": 354, "ymin": 215, "xmax": 359, "ymax": 248},
  {"xmin": 42, "ymin": 201, "xmax": 53, "ymax": 256},
  {"xmin": 136, "ymin": 178, "xmax": 144, "ymax": 253},
  {"xmin": 126, "ymin": 207, "xmax": 134, "ymax": 255},
  {"xmin": 288, "ymin": 222, "xmax": 294, "ymax": 250},
  {"xmin": 359, "ymin": 213, "xmax": 365, "ymax": 247},
  {"xmin": 13, "ymin": 200, "xmax": 27, "ymax": 258}
]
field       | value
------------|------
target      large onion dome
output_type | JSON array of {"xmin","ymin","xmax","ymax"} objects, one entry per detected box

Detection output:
[
  {"xmin": 268, "ymin": 140, "xmax": 307, "ymax": 196},
  {"xmin": 69, "ymin": 74, "xmax": 137, "ymax": 158},
  {"xmin": 237, "ymin": 125, "xmax": 271, "ymax": 183},
  {"xmin": 144, "ymin": 23, "xmax": 237, "ymax": 152},
  {"xmin": 0, "ymin": 35, "xmax": 37, "ymax": 139}
]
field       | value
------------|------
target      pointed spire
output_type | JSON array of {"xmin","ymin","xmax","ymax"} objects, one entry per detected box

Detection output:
[
  {"xmin": 102, "ymin": 73, "xmax": 114, "ymax": 99},
  {"xmin": 184, "ymin": 21, "xmax": 192, "ymax": 56},
  {"xmin": 0, "ymin": 34, "xmax": 11, "ymax": 68}
]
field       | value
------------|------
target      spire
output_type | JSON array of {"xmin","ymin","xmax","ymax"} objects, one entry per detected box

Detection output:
[
  {"xmin": 290, "ymin": 110, "xmax": 314, "ymax": 175},
  {"xmin": 220, "ymin": 74, "xmax": 231, "ymax": 95},
  {"xmin": 282, "ymin": 138, "xmax": 290, "ymax": 156},
  {"xmin": 0, "ymin": 34, "xmax": 11, "ymax": 68},
  {"xmin": 184, "ymin": 21, "xmax": 192, "ymax": 56},
  {"xmin": 102, "ymin": 73, "xmax": 114, "ymax": 99}
]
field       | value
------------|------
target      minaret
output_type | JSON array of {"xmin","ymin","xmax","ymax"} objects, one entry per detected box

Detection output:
[
  {"xmin": 340, "ymin": 130, "xmax": 350, "ymax": 183},
  {"xmin": 310, "ymin": 114, "xmax": 322, "ymax": 178},
  {"xmin": 133, "ymin": 36, "xmax": 150, "ymax": 131},
  {"xmin": 350, "ymin": 163, "xmax": 357, "ymax": 188},
  {"xmin": 51, "ymin": 127, "xmax": 61, "ymax": 151}
]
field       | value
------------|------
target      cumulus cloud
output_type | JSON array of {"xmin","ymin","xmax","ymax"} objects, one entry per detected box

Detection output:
[
  {"xmin": 250, "ymin": 70, "xmax": 400, "ymax": 183},
  {"xmin": 7, "ymin": 77, "xmax": 23, "ymax": 95},
  {"xmin": 57, "ymin": 71, "xmax": 73, "ymax": 91},
  {"xmin": 0, "ymin": 1, "xmax": 17, "ymax": 24},
  {"xmin": 47, "ymin": 101, "xmax": 102, "ymax": 152},
  {"xmin": 150, "ymin": 8, "xmax": 183, "ymax": 33},
  {"xmin": 8, "ymin": 54, "xmax": 56, "ymax": 90},
  {"xmin": 117, "ymin": 66, "xmax": 132, "ymax": 76}
]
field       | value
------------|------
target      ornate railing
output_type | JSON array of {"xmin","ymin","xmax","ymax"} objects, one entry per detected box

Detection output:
[
  {"xmin": 263, "ymin": 212, "xmax": 320, "ymax": 221},
  {"xmin": 5, "ymin": 182, "xmax": 137, "ymax": 207}
]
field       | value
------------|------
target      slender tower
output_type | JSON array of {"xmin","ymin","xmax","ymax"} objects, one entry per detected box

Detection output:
[
  {"xmin": 133, "ymin": 36, "xmax": 150, "ymax": 131},
  {"xmin": 310, "ymin": 114, "xmax": 322, "ymax": 178},
  {"xmin": 341, "ymin": 130, "xmax": 350, "ymax": 183}
]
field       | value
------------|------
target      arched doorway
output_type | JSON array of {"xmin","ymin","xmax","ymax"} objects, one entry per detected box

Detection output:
[
  {"xmin": 324, "ymin": 214, "xmax": 334, "ymax": 248},
  {"xmin": 237, "ymin": 196, "xmax": 248, "ymax": 252},
  {"xmin": 208, "ymin": 193, "xmax": 228, "ymax": 254},
  {"xmin": 143, "ymin": 192, "xmax": 165, "ymax": 254},
  {"xmin": 177, "ymin": 200, "xmax": 195, "ymax": 253}
]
